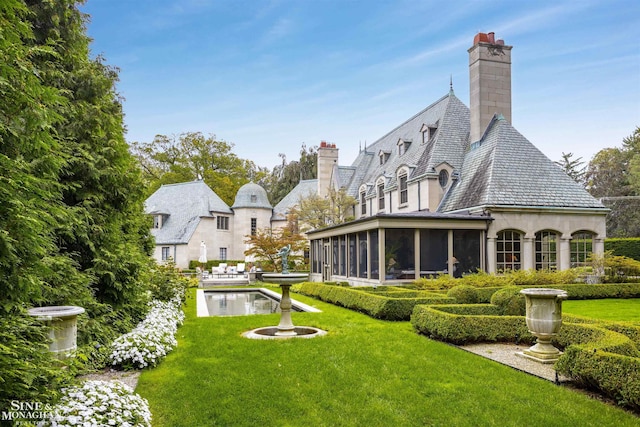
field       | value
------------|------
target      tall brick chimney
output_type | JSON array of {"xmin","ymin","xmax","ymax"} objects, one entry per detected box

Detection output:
[
  {"xmin": 317, "ymin": 141, "xmax": 338, "ymax": 198},
  {"xmin": 468, "ymin": 32, "xmax": 513, "ymax": 143}
]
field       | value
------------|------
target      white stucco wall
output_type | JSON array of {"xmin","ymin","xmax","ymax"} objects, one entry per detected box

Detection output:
[
  {"xmin": 485, "ymin": 208, "xmax": 607, "ymax": 273},
  {"xmin": 232, "ymin": 207, "xmax": 273, "ymax": 260}
]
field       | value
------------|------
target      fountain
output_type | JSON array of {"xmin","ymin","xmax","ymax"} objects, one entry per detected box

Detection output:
[
  {"xmin": 243, "ymin": 245, "xmax": 327, "ymax": 340},
  {"xmin": 517, "ymin": 288, "xmax": 568, "ymax": 363}
]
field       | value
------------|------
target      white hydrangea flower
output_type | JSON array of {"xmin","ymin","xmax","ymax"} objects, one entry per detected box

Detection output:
[
  {"xmin": 38, "ymin": 381, "xmax": 151, "ymax": 427},
  {"xmin": 108, "ymin": 295, "xmax": 184, "ymax": 369}
]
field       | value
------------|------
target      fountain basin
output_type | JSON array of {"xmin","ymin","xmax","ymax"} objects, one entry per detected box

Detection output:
[
  {"xmin": 243, "ymin": 326, "xmax": 327, "ymax": 340},
  {"xmin": 28, "ymin": 306, "xmax": 85, "ymax": 359},
  {"xmin": 261, "ymin": 272, "xmax": 310, "ymax": 285}
]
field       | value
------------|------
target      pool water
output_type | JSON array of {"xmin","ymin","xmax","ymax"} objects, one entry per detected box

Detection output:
[{"xmin": 200, "ymin": 290, "xmax": 303, "ymax": 317}]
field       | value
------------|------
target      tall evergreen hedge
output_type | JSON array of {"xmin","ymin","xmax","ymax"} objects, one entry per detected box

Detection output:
[
  {"xmin": 606, "ymin": 238, "xmax": 640, "ymax": 261},
  {"xmin": 1, "ymin": 0, "xmax": 153, "ymax": 408}
]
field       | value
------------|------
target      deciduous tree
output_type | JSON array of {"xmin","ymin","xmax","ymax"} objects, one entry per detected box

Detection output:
[
  {"xmin": 291, "ymin": 187, "xmax": 356, "ymax": 231},
  {"xmin": 585, "ymin": 129, "xmax": 640, "ymax": 237},
  {"xmin": 131, "ymin": 132, "xmax": 268, "ymax": 204},
  {"xmin": 244, "ymin": 226, "xmax": 306, "ymax": 272}
]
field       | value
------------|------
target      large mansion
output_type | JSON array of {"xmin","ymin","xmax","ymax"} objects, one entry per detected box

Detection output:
[{"xmin": 146, "ymin": 32, "xmax": 607, "ymax": 285}]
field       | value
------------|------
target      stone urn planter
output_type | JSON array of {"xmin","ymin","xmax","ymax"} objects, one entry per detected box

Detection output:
[
  {"xmin": 518, "ymin": 289, "xmax": 568, "ymax": 363},
  {"xmin": 28, "ymin": 306, "xmax": 85, "ymax": 360}
]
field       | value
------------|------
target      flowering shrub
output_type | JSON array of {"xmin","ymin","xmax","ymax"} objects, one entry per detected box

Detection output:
[
  {"xmin": 38, "ymin": 380, "xmax": 151, "ymax": 427},
  {"xmin": 109, "ymin": 297, "xmax": 184, "ymax": 370}
]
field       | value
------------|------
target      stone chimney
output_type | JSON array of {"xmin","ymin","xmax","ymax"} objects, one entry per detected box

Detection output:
[
  {"xmin": 317, "ymin": 141, "xmax": 338, "ymax": 198},
  {"xmin": 468, "ymin": 32, "xmax": 513, "ymax": 143}
]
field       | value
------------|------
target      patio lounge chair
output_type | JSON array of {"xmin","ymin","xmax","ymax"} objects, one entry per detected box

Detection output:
[
  {"xmin": 237, "ymin": 263, "xmax": 246, "ymax": 275},
  {"xmin": 216, "ymin": 263, "xmax": 228, "ymax": 275}
]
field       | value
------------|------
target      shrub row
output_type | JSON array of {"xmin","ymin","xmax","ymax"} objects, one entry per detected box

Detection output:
[
  {"xmin": 555, "ymin": 320, "xmax": 640, "ymax": 411},
  {"xmin": 531, "ymin": 283, "xmax": 640, "ymax": 299},
  {"xmin": 365, "ymin": 290, "xmax": 449, "ymax": 299},
  {"xmin": 414, "ymin": 269, "xmax": 580, "ymax": 291},
  {"xmin": 410, "ymin": 303, "xmax": 640, "ymax": 410},
  {"xmin": 557, "ymin": 347, "xmax": 640, "ymax": 411},
  {"xmin": 606, "ymin": 237, "xmax": 640, "ymax": 261},
  {"xmin": 294, "ymin": 282, "xmax": 454, "ymax": 320},
  {"xmin": 445, "ymin": 283, "xmax": 640, "ymax": 305},
  {"xmin": 410, "ymin": 304, "xmax": 533, "ymax": 345}
]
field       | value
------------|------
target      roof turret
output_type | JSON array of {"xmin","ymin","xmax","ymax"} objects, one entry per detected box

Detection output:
[{"xmin": 232, "ymin": 182, "xmax": 272, "ymax": 209}]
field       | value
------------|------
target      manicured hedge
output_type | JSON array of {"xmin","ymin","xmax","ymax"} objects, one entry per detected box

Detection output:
[
  {"xmin": 294, "ymin": 282, "xmax": 454, "ymax": 320},
  {"xmin": 446, "ymin": 285, "xmax": 479, "ymax": 304},
  {"xmin": 555, "ymin": 320, "xmax": 640, "ymax": 411},
  {"xmin": 364, "ymin": 290, "xmax": 448, "ymax": 299},
  {"xmin": 557, "ymin": 347, "xmax": 640, "ymax": 411},
  {"xmin": 410, "ymin": 303, "xmax": 640, "ymax": 411},
  {"xmin": 606, "ymin": 237, "xmax": 640, "ymax": 261},
  {"xmin": 410, "ymin": 304, "xmax": 533, "ymax": 344},
  {"xmin": 530, "ymin": 283, "xmax": 640, "ymax": 299}
]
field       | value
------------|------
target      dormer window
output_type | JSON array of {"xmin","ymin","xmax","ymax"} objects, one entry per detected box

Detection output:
[
  {"xmin": 421, "ymin": 123, "xmax": 438, "ymax": 144},
  {"xmin": 438, "ymin": 169, "xmax": 449, "ymax": 188},
  {"xmin": 379, "ymin": 150, "xmax": 390, "ymax": 165},
  {"xmin": 429, "ymin": 126, "xmax": 437, "ymax": 139},
  {"xmin": 397, "ymin": 138, "xmax": 411, "ymax": 156},
  {"xmin": 251, "ymin": 194, "xmax": 257, "ymax": 203},
  {"xmin": 360, "ymin": 190, "xmax": 367, "ymax": 215},
  {"xmin": 153, "ymin": 215, "xmax": 162, "ymax": 229}
]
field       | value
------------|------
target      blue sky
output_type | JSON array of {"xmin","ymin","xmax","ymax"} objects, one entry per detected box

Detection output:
[{"xmin": 81, "ymin": 0, "xmax": 640, "ymax": 170}]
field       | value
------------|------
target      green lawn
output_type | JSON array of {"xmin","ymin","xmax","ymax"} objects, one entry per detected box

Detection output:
[
  {"xmin": 563, "ymin": 298, "xmax": 640, "ymax": 323},
  {"xmin": 136, "ymin": 288, "xmax": 638, "ymax": 426}
]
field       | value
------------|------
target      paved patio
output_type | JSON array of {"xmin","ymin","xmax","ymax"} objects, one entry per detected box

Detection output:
[{"xmin": 200, "ymin": 275, "xmax": 250, "ymax": 287}]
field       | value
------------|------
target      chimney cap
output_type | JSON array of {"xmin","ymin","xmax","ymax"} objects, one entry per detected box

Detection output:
[{"xmin": 473, "ymin": 32, "xmax": 502, "ymax": 45}]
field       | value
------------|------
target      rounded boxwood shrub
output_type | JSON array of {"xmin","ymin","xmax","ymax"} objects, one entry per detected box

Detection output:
[
  {"xmin": 490, "ymin": 286, "xmax": 525, "ymax": 315},
  {"xmin": 446, "ymin": 285, "xmax": 479, "ymax": 304}
]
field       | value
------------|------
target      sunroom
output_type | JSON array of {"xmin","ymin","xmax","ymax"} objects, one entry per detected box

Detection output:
[{"xmin": 307, "ymin": 211, "xmax": 492, "ymax": 286}]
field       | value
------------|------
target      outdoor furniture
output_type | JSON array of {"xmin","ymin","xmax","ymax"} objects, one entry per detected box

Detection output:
[{"xmin": 237, "ymin": 263, "xmax": 246, "ymax": 274}]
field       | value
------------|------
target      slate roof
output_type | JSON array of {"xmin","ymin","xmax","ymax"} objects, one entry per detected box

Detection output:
[
  {"xmin": 145, "ymin": 181, "xmax": 231, "ymax": 245},
  {"xmin": 438, "ymin": 115, "xmax": 606, "ymax": 212},
  {"xmin": 340, "ymin": 91, "xmax": 469, "ymax": 197},
  {"xmin": 272, "ymin": 179, "xmax": 318, "ymax": 221},
  {"xmin": 232, "ymin": 182, "xmax": 272, "ymax": 209}
]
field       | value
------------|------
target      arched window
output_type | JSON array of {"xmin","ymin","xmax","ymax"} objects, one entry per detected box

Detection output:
[
  {"xmin": 571, "ymin": 231, "xmax": 593, "ymax": 267},
  {"xmin": 535, "ymin": 231, "xmax": 557, "ymax": 270},
  {"xmin": 497, "ymin": 230, "xmax": 522, "ymax": 271}
]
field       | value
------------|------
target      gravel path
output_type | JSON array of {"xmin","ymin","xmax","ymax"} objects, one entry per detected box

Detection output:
[
  {"xmin": 79, "ymin": 369, "xmax": 141, "ymax": 390},
  {"xmin": 458, "ymin": 342, "xmax": 571, "ymax": 383}
]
